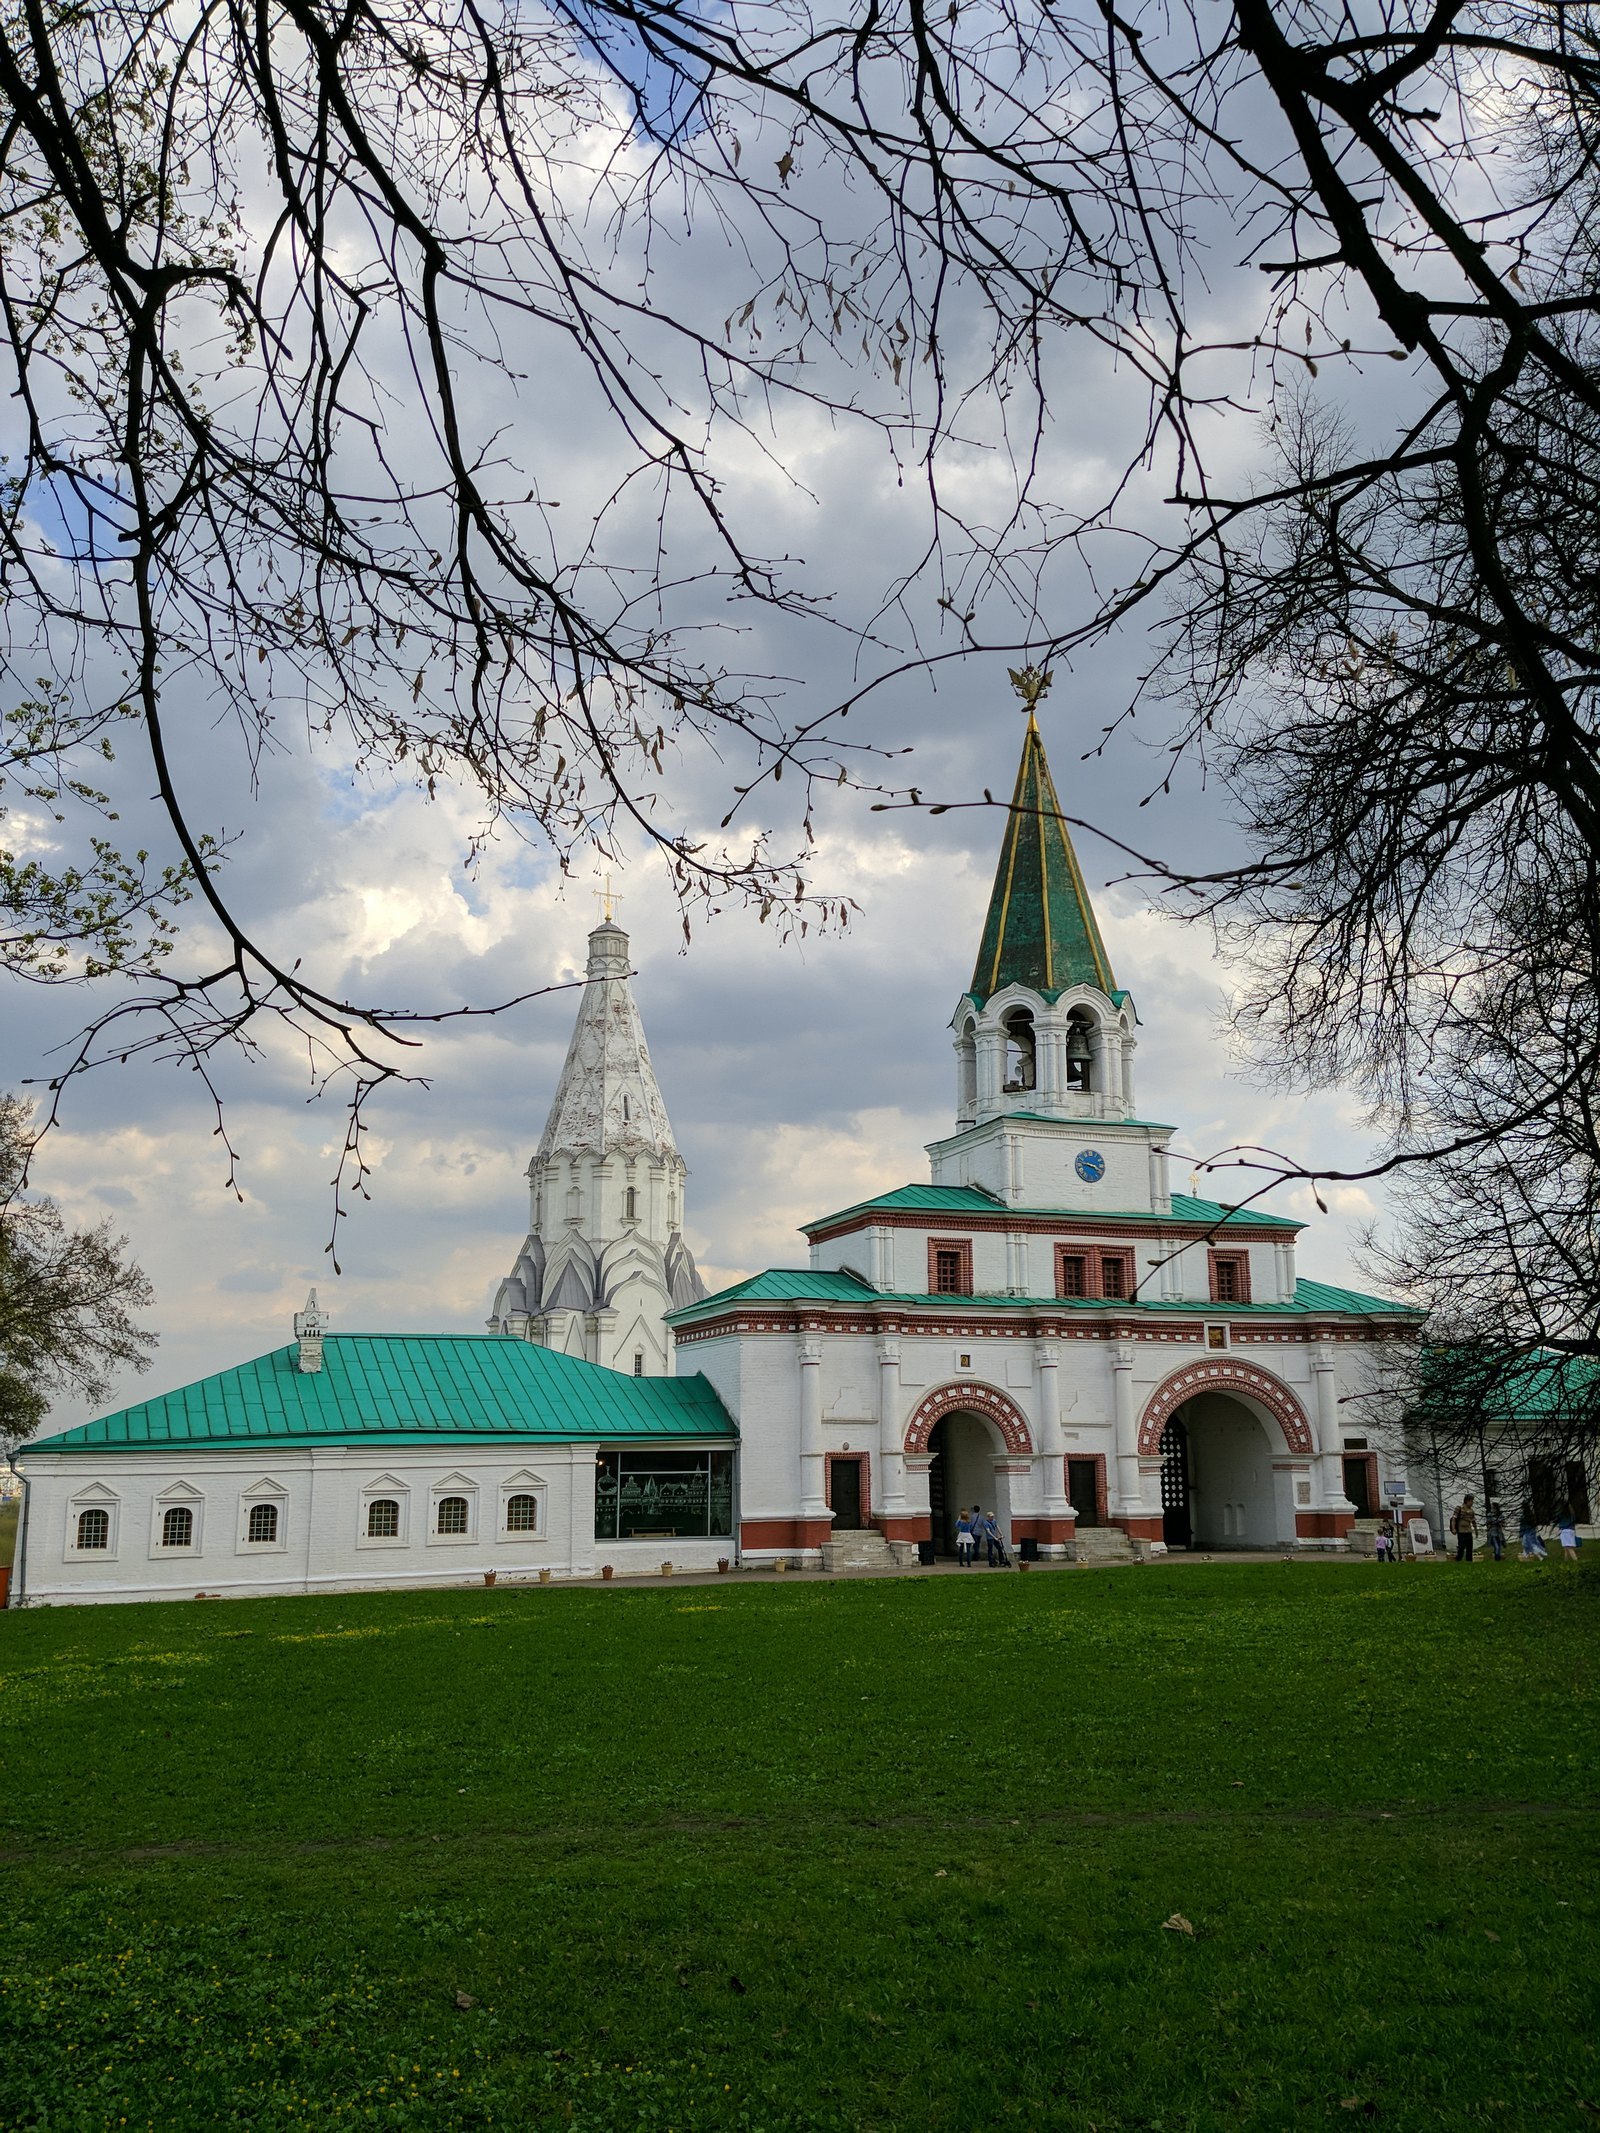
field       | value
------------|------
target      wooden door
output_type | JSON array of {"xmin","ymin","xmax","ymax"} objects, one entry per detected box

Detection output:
[
  {"xmin": 1067, "ymin": 1459, "xmax": 1102, "ymax": 1528},
  {"xmin": 831, "ymin": 1458, "xmax": 864, "ymax": 1531}
]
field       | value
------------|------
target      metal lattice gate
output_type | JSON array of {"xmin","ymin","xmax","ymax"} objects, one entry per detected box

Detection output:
[{"xmin": 1159, "ymin": 1415, "xmax": 1192, "ymax": 1549}]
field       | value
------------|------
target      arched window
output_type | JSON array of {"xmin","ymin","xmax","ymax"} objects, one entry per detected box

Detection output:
[
  {"xmin": 161, "ymin": 1505, "xmax": 194, "ymax": 1548},
  {"xmin": 1065, "ymin": 1011, "xmax": 1095, "ymax": 1092},
  {"xmin": 625, "ymin": 1186, "xmax": 638, "ymax": 1221},
  {"xmin": 76, "ymin": 1507, "xmax": 110, "ymax": 1551},
  {"xmin": 436, "ymin": 1495, "xmax": 469, "ymax": 1535},
  {"xmin": 505, "ymin": 1493, "xmax": 538, "ymax": 1532},
  {"xmin": 247, "ymin": 1502, "xmax": 279, "ymax": 1544},
  {"xmin": 367, "ymin": 1498, "xmax": 400, "ymax": 1538},
  {"xmin": 1002, "ymin": 1008, "xmax": 1036, "ymax": 1092}
]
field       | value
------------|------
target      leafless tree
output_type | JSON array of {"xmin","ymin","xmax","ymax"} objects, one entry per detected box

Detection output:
[{"xmin": 8, "ymin": 0, "xmax": 1600, "ymax": 1289}]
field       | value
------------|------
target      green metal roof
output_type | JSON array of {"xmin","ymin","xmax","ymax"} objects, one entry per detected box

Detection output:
[
  {"xmin": 970, "ymin": 717, "xmax": 1118, "ymax": 1004},
  {"xmin": 801, "ymin": 1183, "xmax": 1303, "ymax": 1235},
  {"xmin": 36, "ymin": 1336, "xmax": 735, "ymax": 1454},
  {"xmin": 669, "ymin": 1269, "xmax": 1417, "ymax": 1322}
]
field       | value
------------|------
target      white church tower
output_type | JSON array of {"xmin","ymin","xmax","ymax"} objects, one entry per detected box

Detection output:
[{"xmin": 488, "ymin": 916, "xmax": 705, "ymax": 1374}]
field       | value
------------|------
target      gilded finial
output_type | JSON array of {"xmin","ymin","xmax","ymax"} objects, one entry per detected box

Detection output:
[
  {"xmin": 1008, "ymin": 665, "xmax": 1053, "ymax": 723},
  {"xmin": 593, "ymin": 872, "xmax": 622, "ymax": 923}
]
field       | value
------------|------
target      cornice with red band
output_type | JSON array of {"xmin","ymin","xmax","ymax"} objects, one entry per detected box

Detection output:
[
  {"xmin": 803, "ymin": 1205, "xmax": 1297, "ymax": 1246},
  {"xmin": 672, "ymin": 1307, "xmax": 1399, "ymax": 1347}
]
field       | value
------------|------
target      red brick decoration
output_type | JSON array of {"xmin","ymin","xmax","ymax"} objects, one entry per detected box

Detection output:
[
  {"xmin": 1136, "ymin": 1359, "xmax": 1314, "ymax": 1456},
  {"xmin": 927, "ymin": 1236, "xmax": 974, "ymax": 1296},
  {"xmin": 1207, "ymin": 1248, "xmax": 1252, "ymax": 1304},
  {"xmin": 903, "ymin": 1382, "xmax": 1034, "ymax": 1456},
  {"xmin": 741, "ymin": 1518, "xmax": 831, "ymax": 1550}
]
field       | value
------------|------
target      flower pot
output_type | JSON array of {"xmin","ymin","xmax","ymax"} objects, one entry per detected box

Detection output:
[
  {"xmin": 717, "ymin": 1557, "xmax": 731, "ymax": 1574},
  {"xmin": 661, "ymin": 1561, "xmax": 673, "ymax": 1578},
  {"xmin": 773, "ymin": 1557, "xmax": 787, "ymax": 1573},
  {"xmin": 1017, "ymin": 1558, "xmax": 1031, "ymax": 1572},
  {"xmin": 538, "ymin": 1567, "xmax": 552, "ymax": 1584},
  {"xmin": 483, "ymin": 1570, "xmax": 497, "ymax": 1587},
  {"xmin": 601, "ymin": 1564, "xmax": 614, "ymax": 1581}
]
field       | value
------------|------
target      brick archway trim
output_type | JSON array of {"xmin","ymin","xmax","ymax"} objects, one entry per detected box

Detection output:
[
  {"xmin": 1137, "ymin": 1359, "xmax": 1314, "ymax": 1456},
  {"xmin": 904, "ymin": 1382, "xmax": 1034, "ymax": 1456}
]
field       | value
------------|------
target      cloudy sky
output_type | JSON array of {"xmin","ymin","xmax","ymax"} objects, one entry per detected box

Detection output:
[{"xmin": 2, "ymin": 31, "xmax": 1400, "ymax": 1435}]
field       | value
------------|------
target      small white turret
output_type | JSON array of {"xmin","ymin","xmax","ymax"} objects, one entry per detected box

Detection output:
[{"xmin": 293, "ymin": 1289, "xmax": 327, "ymax": 1374}]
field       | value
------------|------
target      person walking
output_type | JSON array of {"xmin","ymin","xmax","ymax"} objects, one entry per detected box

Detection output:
[
  {"xmin": 955, "ymin": 1510, "xmax": 976, "ymax": 1567},
  {"xmin": 1557, "ymin": 1505, "xmax": 1581, "ymax": 1560},
  {"xmin": 978, "ymin": 1508, "xmax": 1009, "ymax": 1568},
  {"xmin": 1486, "ymin": 1501, "xmax": 1506, "ymax": 1562},
  {"xmin": 1519, "ymin": 1503, "xmax": 1548, "ymax": 1561},
  {"xmin": 1449, "ymin": 1493, "xmax": 1477, "ymax": 1562}
]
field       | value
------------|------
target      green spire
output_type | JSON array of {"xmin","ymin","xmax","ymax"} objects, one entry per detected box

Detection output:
[{"xmin": 969, "ymin": 714, "xmax": 1117, "ymax": 1003}]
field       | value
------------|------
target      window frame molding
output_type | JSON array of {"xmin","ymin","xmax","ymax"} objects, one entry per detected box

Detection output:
[
  {"xmin": 149, "ymin": 1481, "xmax": 204, "ymax": 1559},
  {"xmin": 927, "ymin": 1236, "xmax": 975, "ymax": 1297},
  {"xmin": 236, "ymin": 1478, "xmax": 290, "ymax": 1555},
  {"xmin": 357, "ymin": 1474, "xmax": 411, "ymax": 1549},
  {"xmin": 426, "ymin": 1473, "xmax": 480, "ymax": 1547},
  {"xmin": 66, "ymin": 1484, "xmax": 120, "ymax": 1562},
  {"xmin": 1095, "ymin": 1247, "xmax": 1136, "ymax": 1302},
  {"xmin": 1055, "ymin": 1246, "xmax": 1090, "ymax": 1300},
  {"xmin": 497, "ymin": 1471, "xmax": 548, "ymax": 1543},
  {"xmin": 1207, "ymin": 1248, "xmax": 1252, "ymax": 1305}
]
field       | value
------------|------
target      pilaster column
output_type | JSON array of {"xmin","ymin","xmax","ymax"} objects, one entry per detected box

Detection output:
[
  {"xmin": 1311, "ymin": 1346, "xmax": 1354, "ymax": 1509},
  {"xmin": 1036, "ymin": 1021, "xmax": 1065, "ymax": 1107},
  {"xmin": 877, "ymin": 1339, "xmax": 906, "ymax": 1513},
  {"xmin": 1112, "ymin": 1341, "xmax": 1143, "ymax": 1512},
  {"xmin": 1006, "ymin": 1231, "xmax": 1028, "ymax": 1293},
  {"xmin": 975, "ymin": 1028, "xmax": 1005, "ymax": 1113},
  {"xmin": 1037, "ymin": 1342, "xmax": 1070, "ymax": 1515},
  {"xmin": 799, "ymin": 1339, "xmax": 829, "ymax": 1519}
]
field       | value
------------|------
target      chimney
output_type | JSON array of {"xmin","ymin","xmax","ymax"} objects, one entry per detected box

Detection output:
[{"xmin": 293, "ymin": 1289, "xmax": 327, "ymax": 1374}]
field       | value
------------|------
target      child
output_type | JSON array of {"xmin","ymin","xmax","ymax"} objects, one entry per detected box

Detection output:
[
  {"xmin": 1518, "ymin": 1504, "xmax": 1548, "ymax": 1561},
  {"xmin": 1375, "ymin": 1518, "xmax": 1395, "ymax": 1563},
  {"xmin": 955, "ymin": 1510, "xmax": 976, "ymax": 1567}
]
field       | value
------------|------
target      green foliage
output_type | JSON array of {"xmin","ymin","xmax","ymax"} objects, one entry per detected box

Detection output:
[
  {"xmin": 0, "ymin": 1565, "xmax": 1594, "ymax": 2129},
  {"xmin": 0, "ymin": 1094, "xmax": 156, "ymax": 1438},
  {"xmin": 1, "ymin": 688, "xmax": 198, "ymax": 982}
]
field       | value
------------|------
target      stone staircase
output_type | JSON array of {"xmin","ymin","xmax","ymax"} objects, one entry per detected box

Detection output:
[
  {"xmin": 821, "ymin": 1528, "xmax": 898, "ymax": 1573},
  {"xmin": 1070, "ymin": 1526, "xmax": 1141, "ymax": 1566}
]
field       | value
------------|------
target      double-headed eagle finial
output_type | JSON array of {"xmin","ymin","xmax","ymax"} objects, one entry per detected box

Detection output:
[{"xmin": 1008, "ymin": 664, "xmax": 1053, "ymax": 716}]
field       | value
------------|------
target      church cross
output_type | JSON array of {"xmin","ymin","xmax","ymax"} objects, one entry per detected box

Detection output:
[{"xmin": 593, "ymin": 873, "xmax": 623, "ymax": 923}]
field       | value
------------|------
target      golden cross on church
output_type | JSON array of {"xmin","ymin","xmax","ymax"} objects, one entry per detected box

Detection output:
[{"xmin": 593, "ymin": 873, "xmax": 622, "ymax": 923}]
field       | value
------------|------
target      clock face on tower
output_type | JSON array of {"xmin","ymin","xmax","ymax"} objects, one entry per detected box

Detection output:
[{"xmin": 1075, "ymin": 1149, "xmax": 1106, "ymax": 1183}]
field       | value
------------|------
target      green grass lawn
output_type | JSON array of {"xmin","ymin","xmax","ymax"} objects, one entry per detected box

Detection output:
[{"xmin": 0, "ymin": 1562, "xmax": 1595, "ymax": 2132}]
